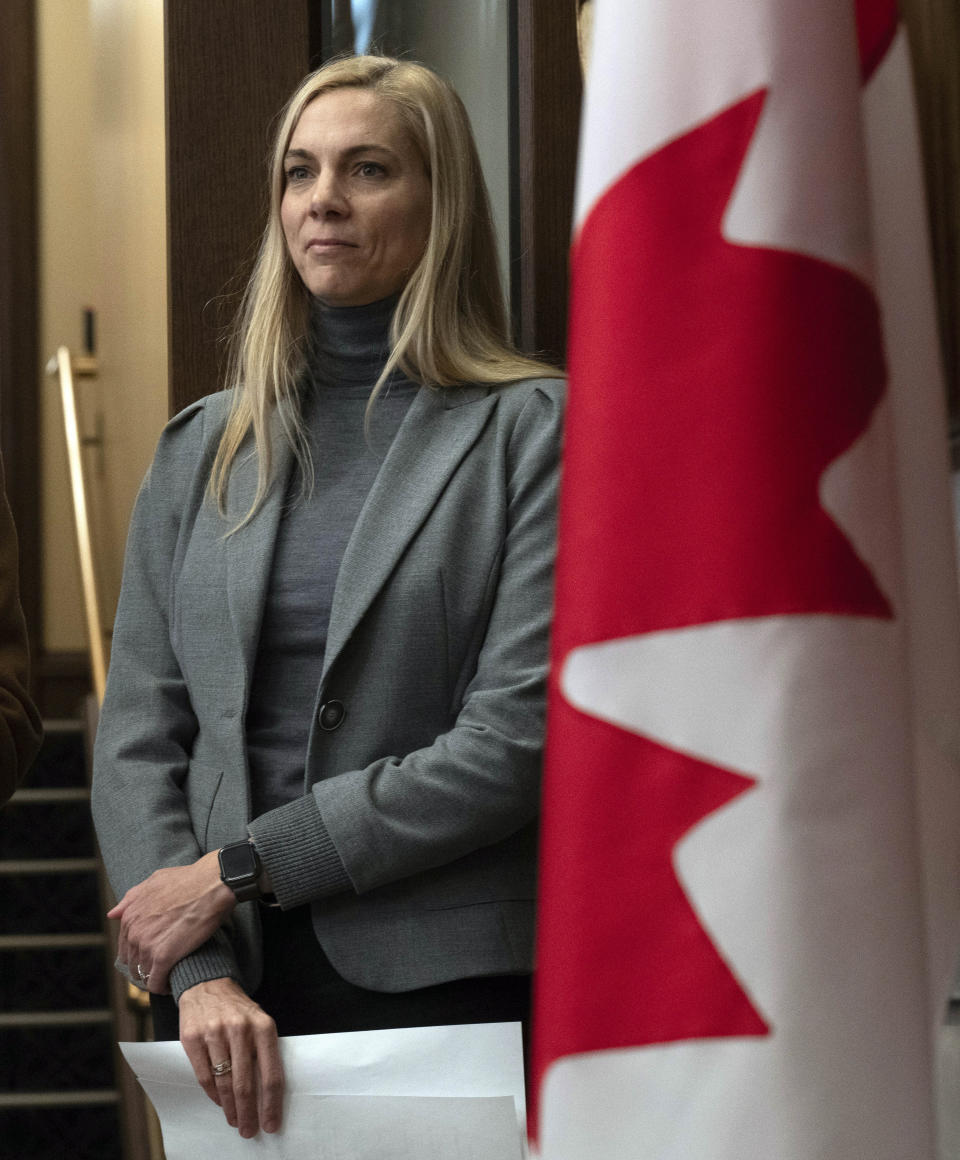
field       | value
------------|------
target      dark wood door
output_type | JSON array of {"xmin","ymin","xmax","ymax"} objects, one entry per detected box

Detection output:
[
  {"xmin": 0, "ymin": 0, "xmax": 40, "ymax": 653},
  {"xmin": 165, "ymin": 0, "xmax": 320, "ymax": 415}
]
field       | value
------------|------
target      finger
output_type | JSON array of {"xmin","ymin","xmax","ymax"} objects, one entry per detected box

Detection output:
[
  {"xmin": 225, "ymin": 1023, "xmax": 258, "ymax": 1138},
  {"xmin": 146, "ymin": 966, "xmax": 170, "ymax": 995},
  {"xmin": 212, "ymin": 1046, "xmax": 240, "ymax": 1131},
  {"xmin": 118, "ymin": 918, "xmax": 144, "ymax": 984},
  {"xmin": 114, "ymin": 918, "xmax": 130, "ymax": 969},
  {"xmin": 254, "ymin": 1013, "xmax": 283, "ymax": 1133},
  {"xmin": 180, "ymin": 1029, "xmax": 224, "ymax": 1111},
  {"xmin": 122, "ymin": 931, "xmax": 150, "ymax": 990},
  {"xmin": 146, "ymin": 946, "xmax": 170, "ymax": 995}
]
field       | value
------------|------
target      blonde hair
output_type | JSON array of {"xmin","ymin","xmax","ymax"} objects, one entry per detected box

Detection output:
[{"xmin": 210, "ymin": 54, "xmax": 557, "ymax": 523}]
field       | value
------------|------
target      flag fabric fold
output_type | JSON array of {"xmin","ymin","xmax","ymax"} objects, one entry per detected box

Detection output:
[{"xmin": 531, "ymin": 2, "xmax": 960, "ymax": 1156}]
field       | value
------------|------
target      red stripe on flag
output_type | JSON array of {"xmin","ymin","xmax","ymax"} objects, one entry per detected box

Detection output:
[
  {"xmin": 856, "ymin": 0, "xmax": 898, "ymax": 81},
  {"xmin": 554, "ymin": 89, "xmax": 888, "ymax": 655}
]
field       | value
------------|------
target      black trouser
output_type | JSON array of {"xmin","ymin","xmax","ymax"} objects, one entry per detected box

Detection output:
[{"xmin": 150, "ymin": 903, "xmax": 531, "ymax": 1050}]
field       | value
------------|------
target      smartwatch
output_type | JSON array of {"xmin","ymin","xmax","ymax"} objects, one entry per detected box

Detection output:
[{"xmin": 218, "ymin": 839, "xmax": 263, "ymax": 902}]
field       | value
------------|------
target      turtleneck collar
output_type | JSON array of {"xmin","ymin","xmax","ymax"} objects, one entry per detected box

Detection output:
[{"xmin": 306, "ymin": 293, "xmax": 412, "ymax": 394}]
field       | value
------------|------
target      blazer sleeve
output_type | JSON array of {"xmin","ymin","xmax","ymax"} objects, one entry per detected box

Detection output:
[
  {"xmin": 91, "ymin": 402, "xmax": 242, "ymax": 996},
  {"xmin": 0, "ymin": 454, "xmax": 41, "ymax": 805},
  {"xmin": 248, "ymin": 378, "xmax": 564, "ymax": 907}
]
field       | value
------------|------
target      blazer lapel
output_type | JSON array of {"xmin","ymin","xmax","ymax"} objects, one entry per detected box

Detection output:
[
  {"xmin": 323, "ymin": 384, "xmax": 496, "ymax": 679},
  {"xmin": 225, "ymin": 430, "xmax": 296, "ymax": 698}
]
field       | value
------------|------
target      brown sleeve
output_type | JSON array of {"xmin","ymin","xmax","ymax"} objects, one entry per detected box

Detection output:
[{"xmin": 0, "ymin": 453, "xmax": 42, "ymax": 804}]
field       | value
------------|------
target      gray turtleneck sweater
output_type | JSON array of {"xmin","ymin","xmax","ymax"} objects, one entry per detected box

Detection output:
[{"xmin": 246, "ymin": 296, "xmax": 417, "ymax": 823}]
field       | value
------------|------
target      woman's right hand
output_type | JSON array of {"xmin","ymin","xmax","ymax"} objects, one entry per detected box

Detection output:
[{"xmin": 178, "ymin": 977, "xmax": 284, "ymax": 1138}]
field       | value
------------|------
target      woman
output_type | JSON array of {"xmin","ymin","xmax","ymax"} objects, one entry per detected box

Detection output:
[{"xmin": 92, "ymin": 55, "xmax": 563, "ymax": 1139}]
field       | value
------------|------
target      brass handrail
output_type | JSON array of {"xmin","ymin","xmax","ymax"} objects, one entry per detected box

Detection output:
[
  {"xmin": 49, "ymin": 348, "xmax": 161, "ymax": 1155},
  {"xmin": 48, "ymin": 346, "xmax": 150, "ymax": 995},
  {"xmin": 47, "ymin": 346, "xmax": 107, "ymax": 703}
]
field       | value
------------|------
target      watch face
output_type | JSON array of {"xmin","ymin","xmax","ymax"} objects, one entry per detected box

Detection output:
[{"xmin": 220, "ymin": 842, "xmax": 257, "ymax": 882}]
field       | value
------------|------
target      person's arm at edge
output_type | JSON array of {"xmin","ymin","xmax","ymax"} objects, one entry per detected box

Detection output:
[{"xmin": 0, "ymin": 452, "xmax": 41, "ymax": 806}]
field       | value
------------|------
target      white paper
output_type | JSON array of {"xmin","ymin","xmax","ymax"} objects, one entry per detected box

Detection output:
[{"xmin": 121, "ymin": 1022, "xmax": 526, "ymax": 1160}]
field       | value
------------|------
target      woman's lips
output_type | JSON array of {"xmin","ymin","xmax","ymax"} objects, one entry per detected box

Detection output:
[{"xmin": 306, "ymin": 238, "xmax": 356, "ymax": 250}]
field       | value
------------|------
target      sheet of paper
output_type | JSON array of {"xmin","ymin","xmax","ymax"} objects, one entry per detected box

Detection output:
[
  {"xmin": 121, "ymin": 1022, "xmax": 527, "ymax": 1160},
  {"xmin": 139, "ymin": 1092, "xmax": 520, "ymax": 1159}
]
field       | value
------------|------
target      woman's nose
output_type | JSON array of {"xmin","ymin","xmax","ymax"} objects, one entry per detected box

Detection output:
[{"xmin": 309, "ymin": 173, "xmax": 349, "ymax": 216}]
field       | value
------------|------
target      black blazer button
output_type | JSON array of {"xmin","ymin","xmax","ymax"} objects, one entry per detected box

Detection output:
[{"xmin": 318, "ymin": 700, "xmax": 345, "ymax": 731}]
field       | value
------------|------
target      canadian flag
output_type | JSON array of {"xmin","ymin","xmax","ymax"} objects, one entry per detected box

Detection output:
[{"xmin": 531, "ymin": 1, "xmax": 960, "ymax": 1157}]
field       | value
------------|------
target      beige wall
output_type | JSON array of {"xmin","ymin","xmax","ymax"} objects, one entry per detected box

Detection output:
[{"xmin": 38, "ymin": 0, "xmax": 168, "ymax": 653}]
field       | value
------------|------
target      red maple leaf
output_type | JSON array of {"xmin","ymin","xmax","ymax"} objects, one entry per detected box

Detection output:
[{"xmin": 533, "ymin": 89, "xmax": 889, "ymax": 1115}]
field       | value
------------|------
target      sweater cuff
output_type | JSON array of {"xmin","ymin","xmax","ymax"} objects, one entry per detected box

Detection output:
[
  {"xmin": 248, "ymin": 793, "xmax": 353, "ymax": 909},
  {"xmin": 169, "ymin": 928, "xmax": 241, "ymax": 1003}
]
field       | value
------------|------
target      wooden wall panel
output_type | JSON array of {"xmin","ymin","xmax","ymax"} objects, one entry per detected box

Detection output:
[
  {"xmin": 901, "ymin": 0, "xmax": 960, "ymax": 444},
  {"xmin": 514, "ymin": 0, "xmax": 582, "ymax": 368},
  {"xmin": 165, "ymin": 0, "xmax": 319, "ymax": 414},
  {"xmin": 0, "ymin": 0, "xmax": 41, "ymax": 655}
]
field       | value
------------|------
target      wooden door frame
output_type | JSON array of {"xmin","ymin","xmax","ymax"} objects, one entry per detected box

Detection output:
[
  {"xmin": 514, "ymin": 0, "xmax": 582, "ymax": 368},
  {"xmin": 0, "ymin": 0, "xmax": 41, "ymax": 664}
]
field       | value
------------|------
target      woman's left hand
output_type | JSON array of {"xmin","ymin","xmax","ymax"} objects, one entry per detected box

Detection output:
[
  {"xmin": 108, "ymin": 850, "xmax": 236, "ymax": 993},
  {"xmin": 179, "ymin": 977, "xmax": 284, "ymax": 1137}
]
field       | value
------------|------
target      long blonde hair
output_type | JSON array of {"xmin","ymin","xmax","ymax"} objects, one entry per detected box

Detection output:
[{"xmin": 210, "ymin": 54, "xmax": 557, "ymax": 522}]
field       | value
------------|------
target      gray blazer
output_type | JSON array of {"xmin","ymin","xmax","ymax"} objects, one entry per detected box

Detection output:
[{"xmin": 92, "ymin": 376, "xmax": 564, "ymax": 999}]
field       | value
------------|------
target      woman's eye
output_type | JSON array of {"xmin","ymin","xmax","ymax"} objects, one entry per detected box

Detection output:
[
  {"xmin": 357, "ymin": 162, "xmax": 385, "ymax": 178},
  {"xmin": 286, "ymin": 166, "xmax": 310, "ymax": 182}
]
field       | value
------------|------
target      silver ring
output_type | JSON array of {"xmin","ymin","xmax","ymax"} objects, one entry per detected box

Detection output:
[
  {"xmin": 212, "ymin": 1059, "xmax": 233, "ymax": 1077},
  {"xmin": 136, "ymin": 963, "xmax": 150, "ymax": 984}
]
